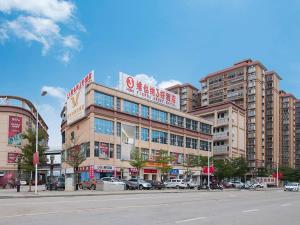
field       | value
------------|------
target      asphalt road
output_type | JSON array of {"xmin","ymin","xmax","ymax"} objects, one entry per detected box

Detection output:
[{"xmin": 0, "ymin": 190, "xmax": 299, "ymax": 225}]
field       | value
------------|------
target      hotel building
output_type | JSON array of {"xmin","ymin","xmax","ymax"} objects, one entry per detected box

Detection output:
[{"xmin": 61, "ymin": 77, "xmax": 213, "ymax": 182}]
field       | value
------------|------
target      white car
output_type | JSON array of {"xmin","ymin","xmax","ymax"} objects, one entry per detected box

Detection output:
[
  {"xmin": 184, "ymin": 179, "xmax": 198, "ymax": 189},
  {"xmin": 284, "ymin": 182, "xmax": 299, "ymax": 192},
  {"xmin": 101, "ymin": 177, "xmax": 125, "ymax": 185},
  {"xmin": 165, "ymin": 179, "xmax": 188, "ymax": 189}
]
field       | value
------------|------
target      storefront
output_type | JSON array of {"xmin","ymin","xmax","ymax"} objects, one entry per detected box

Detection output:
[
  {"xmin": 143, "ymin": 169, "xmax": 158, "ymax": 180},
  {"xmin": 94, "ymin": 165, "xmax": 115, "ymax": 179}
]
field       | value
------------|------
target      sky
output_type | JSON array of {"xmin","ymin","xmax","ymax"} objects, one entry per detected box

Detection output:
[{"xmin": 1, "ymin": 0, "xmax": 300, "ymax": 149}]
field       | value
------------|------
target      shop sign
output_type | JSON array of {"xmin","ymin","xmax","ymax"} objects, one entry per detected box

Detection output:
[
  {"xmin": 89, "ymin": 166, "xmax": 94, "ymax": 179},
  {"xmin": 145, "ymin": 162, "xmax": 164, "ymax": 167},
  {"xmin": 78, "ymin": 166, "xmax": 90, "ymax": 172},
  {"xmin": 129, "ymin": 168, "xmax": 138, "ymax": 175},
  {"xmin": 94, "ymin": 165, "xmax": 114, "ymax": 172},
  {"xmin": 99, "ymin": 142, "xmax": 109, "ymax": 159},
  {"xmin": 65, "ymin": 168, "xmax": 74, "ymax": 174},
  {"xmin": 66, "ymin": 71, "xmax": 94, "ymax": 125},
  {"xmin": 7, "ymin": 152, "xmax": 19, "ymax": 163},
  {"xmin": 119, "ymin": 72, "xmax": 180, "ymax": 109},
  {"xmin": 169, "ymin": 169, "xmax": 179, "ymax": 175},
  {"xmin": 8, "ymin": 116, "xmax": 22, "ymax": 145},
  {"xmin": 202, "ymin": 166, "xmax": 215, "ymax": 174},
  {"xmin": 144, "ymin": 169, "xmax": 157, "ymax": 174}
]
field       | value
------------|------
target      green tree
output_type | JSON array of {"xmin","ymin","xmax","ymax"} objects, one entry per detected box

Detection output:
[
  {"xmin": 213, "ymin": 158, "xmax": 235, "ymax": 180},
  {"xmin": 129, "ymin": 149, "xmax": 147, "ymax": 178},
  {"xmin": 155, "ymin": 150, "xmax": 175, "ymax": 182},
  {"xmin": 65, "ymin": 145, "xmax": 86, "ymax": 190},
  {"xmin": 232, "ymin": 157, "xmax": 249, "ymax": 180},
  {"xmin": 19, "ymin": 128, "xmax": 47, "ymax": 192}
]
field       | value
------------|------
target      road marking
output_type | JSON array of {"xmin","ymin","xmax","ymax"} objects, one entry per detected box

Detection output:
[
  {"xmin": 175, "ymin": 217, "xmax": 207, "ymax": 223},
  {"xmin": 280, "ymin": 203, "xmax": 291, "ymax": 207},
  {"xmin": 242, "ymin": 209, "xmax": 259, "ymax": 213}
]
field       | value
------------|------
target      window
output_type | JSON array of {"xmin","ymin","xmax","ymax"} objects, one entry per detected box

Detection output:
[
  {"xmin": 151, "ymin": 108, "xmax": 168, "ymax": 123},
  {"xmin": 109, "ymin": 144, "xmax": 114, "ymax": 158},
  {"xmin": 170, "ymin": 114, "xmax": 184, "ymax": 127},
  {"xmin": 186, "ymin": 137, "xmax": 191, "ymax": 148},
  {"xmin": 95, "ymin": 92, "xmax": 114, "ymax": 109},
  {"xmin": 199, "ymin": 140, "xmax": 210, "ymax": 151},
  {"xmin": 136, "ymin": 126, "xmax": 139, "ymax": 140},
  {"xmin": 71, "ymin": 131, "xmax": 74, "ymax": 140},
  {"xmin": 123, "ymin": 100, "xmax": 139, "ymax": 115},
  {"xmin": 95, "ymin": 118, "xmax": 114, "ymax": 135},
  {"xmin": 94, "ymin": 141, "xmax": 99, "ymax": 157},
  {"xmin": 117, "ymin": 122, "xmax": 121, "ymax": 137},
  {"xmin": 116, "ymin": 145, "xmax": 121, "ymax": 159},
  {"xmin": 186, "ymin": 119, "xmax": 191, "ymax": 130},
  {"xmin": 151, "ymin": 130, "xmax": 168, "ymax": 144},
  {"xmin": 191, "ymin": 138, "xmax": 197, "ymax": 149},
  {"xmin": 117, "ymin": 97, "xmax": 121, "ymax": 111},
  {"xmin": 141, "ymin": 105, "xmax": 149, "ymax": 118},
  {"xmin": 141, "ymin": 128, "xmax": 149, "ymax": 141},
  {"xmin": 191, "ymin": 120, "xmax": 198, "ymax": 131},
  {"xmin": 170, "ymin": 134, "xmax": 184, "ymax": 147},
  {"xmin": 62, "ymin": 131, "xmax": 65, "ymax": 144},
  {"xmin": 141, "ymin": 148, "xmax": 149, "ymax": 161},
  {"xmin": 199, "ymin": 122, "xmax": 212, "ymax": 134},
  {"xmin": 80, "ymin": 142, "xmax": 90, "ymax": 158}
]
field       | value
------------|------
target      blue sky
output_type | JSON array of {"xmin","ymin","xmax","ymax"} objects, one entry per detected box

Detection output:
[{"xmin": 1, "ymin": 0, "xmax": 300, "ymax": 148}]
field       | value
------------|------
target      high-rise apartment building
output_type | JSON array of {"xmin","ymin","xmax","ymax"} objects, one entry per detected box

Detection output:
[
  {"xmin": 167, "ymin": 84, "xmax": 200, "ymax": 112},
  {"xmin": 199, "ymin": 59, "xmax": 282, "ymax": 170},
  {"xmin": 279, "ymin": 91, "xmax": 296, "ymax": 168},
  {"xmin": 295, "ymin": 100, "xmax": 300, "ymax": 169}
]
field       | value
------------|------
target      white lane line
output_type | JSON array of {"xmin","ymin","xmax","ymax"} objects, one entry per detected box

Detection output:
[
  {"xmin": 280, "ymin": 203, "xmax": 292, "ymax": 207},
  {"xmin": 242, "ymin": 209, "xmax": 259, "ymax": 213},
  {"xmin": 175, "ymin": 217, "xmax": 207, "ymax": 223}
]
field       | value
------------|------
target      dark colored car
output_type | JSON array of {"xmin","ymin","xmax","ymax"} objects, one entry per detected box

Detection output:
[
  {"xmin": 122, "ymin": 180, "xmax": 138, "ymax": 190},
  {"xmin": 146, "ymin": 180, "xmax": 165, "ymax": 189}
]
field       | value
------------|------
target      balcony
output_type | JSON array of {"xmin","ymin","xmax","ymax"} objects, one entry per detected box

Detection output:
[
  {"xmin": 248, "ymin": 74, "xmax": 256, "ymax": 80},
  {"xmin": 217, "ymin": 117, "xmax": 229, "ymax": 125},
  {"xmin": 213, "ymin": 145, "xmax": 229, "ymax": 155},
  {"xmin": 227, "ymin": 90, "xmax": 244, "ymax": 100},
  {"xmin": 228, "ymin": 76, "xmax": 244, "ymax": 85},
  {"xmin": 213, "ymin": 132, "xmax": 229, "ymax": 140}
]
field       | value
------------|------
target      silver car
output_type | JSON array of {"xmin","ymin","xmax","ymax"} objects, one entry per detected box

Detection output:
[
  {"xmin": 284, "ymin": 182, "xmax": 299, "ymax": 192},
  {"xmin": 128, "ymin": 178, "xmax": 152, "ymax": 190}
]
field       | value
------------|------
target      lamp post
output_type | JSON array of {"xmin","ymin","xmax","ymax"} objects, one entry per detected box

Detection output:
[
  {"xmin": 34, "ymin": 90, "xmax": 47, "ymax": 195},
  {"xmin": 207, "ymin": 148, "xmax": 210, "ymax": 191}
]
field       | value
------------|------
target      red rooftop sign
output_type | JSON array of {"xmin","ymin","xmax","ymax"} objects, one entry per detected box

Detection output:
[{"xmin": 118, "ymin": 72, "xmax": 180, "ymax": 109}]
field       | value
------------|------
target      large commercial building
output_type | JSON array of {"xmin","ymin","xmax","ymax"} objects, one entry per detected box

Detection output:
[
  {"xmin": 61, "ymin": 73, "xmax": 213, "ymax": 182},
  {"xmin": 279, "ymin": 91, "xmax": 296, "ymax": 168},
  {"xmin": 199, "ymin": 59, "xmax": 282, "ymax": 170},
  {"xmin": 295, "ymin": 100, "xmax": 300, "ymax": 169},
  {"xmin": 0, "ymin": 96, "xmax": 48, "ymax": 186},
  {"xmin": 191, "ymin": 101, "xmax": 246, "ymax": 159}
]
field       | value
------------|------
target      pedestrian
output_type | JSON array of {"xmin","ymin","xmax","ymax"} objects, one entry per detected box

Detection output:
[{"xmin": 16, "ymin": 177, "xmax": 21, "ymax": 192}]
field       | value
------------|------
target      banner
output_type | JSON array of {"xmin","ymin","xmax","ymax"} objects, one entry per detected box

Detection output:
[
  {"xmin": 99, "ymin": 142, "xmax": 109, "ymax": 159},
  {"xmin": 66, "ymin": 71, "xmax": 94, "ymax": 125},
  {"xmin": 119, "ymin": 72, "xmax": 180, "ymax": 109},
  {"xmin": 7, "ymin": 152, "xmax": 19, "ymax": 163},
  {"xmin": 8, "ymin": 116, "xmax": 22, "ymax": 145}
]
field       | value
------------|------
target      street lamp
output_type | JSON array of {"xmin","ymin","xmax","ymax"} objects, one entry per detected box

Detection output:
[{"xmin": 34, "ymin": 90, "xmax": 47, "ymax": 195}]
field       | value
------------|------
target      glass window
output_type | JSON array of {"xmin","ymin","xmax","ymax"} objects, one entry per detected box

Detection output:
[
  {"xmin": 117, "ymin": 98, "xmax": 121, "ymax": 111},
  {"xmin": 170, "ymin": 134, "xmax": 176, "ymax": 145},
  {"xmin": 141, "ymin": 148, "xmax": 149, "ymax": 161},
  {"xmin": 151, "ymin": 130, "xmax": 167, "ymax": 144},
  {"xmin": 186, "ymin": 137, "xmax": 191, "ymax": 148},
  {"xmin": 177, "ymin": 136, "xmax": 184, "ymax": 147},
  {"xmin": 116, "ymin": 145, "xmax": 121, "ymax": 159},
  {"xmin": 170, "ymin": 134, "xmax": 184, "ymax": 147},
  {"xmin": 191, "ymin": 138, "xmax": 197, "ymax": 149},
  {"xmin": 117, "ymin": 122, "xmax": 121, "ymax": 137},
  {"xmin": 141, "ymin": 105, "xmax": 149, "ymax": 118},
  {"xmin": 95, "ymin": 118, "xmax": 114, "ymax": 135},
  {"xmin": 186, "ymin": 119, "xmax": 192, "ymax": 130},
  {"xmin": 199, "ymin": 122, "xmax": 212, "ymax": 134},
  {"xmin": 141, "ymin": 128, "xmax": 149, "ymax": 141},
  {"xmin": 199, "ymin": 140, "xmax": 210, "ymax": 151},
  {"xmin": 95, "ymin": 92, "xmax": 114, "ymax": 109},
  {"xmin": 62, "ymin": 131, "xmax": 65, "ymax": 144},
  {"xmin": 151, "ymin": 108, "xmax": 168, "ymax": 123},
  {"xmin": 191, "ymin": 120, "xmax": 198, "ymax": 131},
  {"xmin": 80, "ymin": 142, "xmax": 90, "ymax": 158},
  {"xmin": 170, "ymin": 114, "xmax": 177, "ymax": 125},
  {"xmin": 123, "ymin": 100, "xmax": 139, "ymax": 115},
  {"xmin": 109, "ymin": 144, "xmax": 114, "ymax": 158},
  {"xmin": 135, "ymin": 126, "xmax": 139, "ymax": 140},
  {"xmin": 94, "ymin": 141, "xmax": 99, "ymax": 157}
]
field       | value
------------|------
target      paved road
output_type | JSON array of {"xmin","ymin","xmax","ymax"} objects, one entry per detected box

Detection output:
[{"xmin": 0, "ymin": 190, "xmax": 299, "ymax": 225}]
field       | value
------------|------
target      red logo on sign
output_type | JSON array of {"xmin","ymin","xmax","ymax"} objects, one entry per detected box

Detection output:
[{"xmin": 126, "ymin": 77, "xmax": 134, "ymax": 89}]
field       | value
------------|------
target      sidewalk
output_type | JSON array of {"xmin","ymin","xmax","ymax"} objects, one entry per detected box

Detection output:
[{"xmin": 0, "ymin": 186, "xmax": 283, "ymax": 199}]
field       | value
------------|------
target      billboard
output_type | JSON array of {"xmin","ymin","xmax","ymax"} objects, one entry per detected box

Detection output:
[
  {"xmin": 99, "ymin": 142, "xmax": 109, "ymax": 159},
  {"xmin": 119, "ymin": 72, "xmax": 180, "ymax": 109},
  {"xmin": 8, "ymin": 116, "xmax": 22, "ymax": 145},
  {"xmin": 66, "ymin": 71, "xmax": 94, "ymax": 125}
]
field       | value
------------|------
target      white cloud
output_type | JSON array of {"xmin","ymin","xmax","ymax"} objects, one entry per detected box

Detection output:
[
  {"xmin": 133, "ymin": 73, "xmax": 182, "ymax": 90},
  {"xmin": 41, "ymin": 86, "xmax": 67, "ymax": 103},
  {"xmin": 0, "ymin": 0, "xmax": 83, "ymax": 62}
]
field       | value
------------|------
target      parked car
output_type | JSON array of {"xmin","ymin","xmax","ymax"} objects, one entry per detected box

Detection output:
[
  {"xmin": 231, "ymin": 181, "xmax": 245, "ymax": 189},
  {"xmin": 45, "ymin": 177, "xmax": 65, "ymax": 190},
  {"xmin": 184, "ymin": 179, "xmax": 198, "ymax": 189},
  {"xmin": 101, "ymin": 177, "xmax": 125, "ymax": 185},
  {"xmin": 122, "ymin": 180, "xmax": 138, "ymax": 190},
  {"xmin": 128, "ymin": 178, "xmax": 152, "ymax": 190},
  {"xmin": 244, "ymin": 181, "xmax": 264, "ymax": 189},
  {"xmin": 222, "ymin": 181, "xmax": 234, "ymax": 188},
  {"xmin": 165, "ymin": 179, "xmax": 188, "ymax": 189},
  {"xmin": 146, "ymin": 180, "xmax": 165, "ymax": 189},
  {"xmin": 284, "ymin": 182, "xmax": 299, "ymax": 192},
  {"xmin": 79, "ymin": 179, "xmax": 97, "ymax": 190}
]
